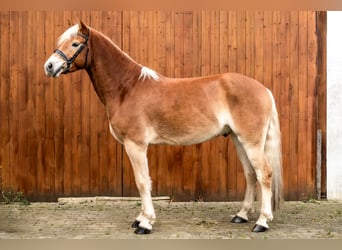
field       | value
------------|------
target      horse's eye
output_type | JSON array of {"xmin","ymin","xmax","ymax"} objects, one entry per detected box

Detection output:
[{"xmin": 72, "ymin": 42, "xmax": 80, "ymax": 47}]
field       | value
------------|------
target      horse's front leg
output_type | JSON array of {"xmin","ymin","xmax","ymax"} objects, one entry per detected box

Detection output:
[{"xmin": 124, "ymin": 140, "xmax": 155, "ymax": 234}]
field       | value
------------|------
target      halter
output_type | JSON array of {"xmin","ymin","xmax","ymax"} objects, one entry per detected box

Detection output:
[{"xmin": 54, "ymin": 33, "xmax": 89, "ymax": 74}]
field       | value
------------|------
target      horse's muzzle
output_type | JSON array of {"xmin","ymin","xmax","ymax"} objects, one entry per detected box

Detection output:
[{"xmin": 44, "ymin": 57, "xmax": 65, "ymax": 77}]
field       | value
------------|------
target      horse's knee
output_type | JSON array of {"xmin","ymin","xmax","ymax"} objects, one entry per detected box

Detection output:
[{"xmin": 135, "ymin": 176, "xmax": 152, "ymax": 192}]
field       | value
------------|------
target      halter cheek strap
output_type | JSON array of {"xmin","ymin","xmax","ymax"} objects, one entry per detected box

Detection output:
[{"xmin": 54, "ymin": 33, "xmax": 89, "ymax": 74}]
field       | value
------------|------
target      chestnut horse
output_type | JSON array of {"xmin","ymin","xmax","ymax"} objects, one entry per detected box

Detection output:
[{"xmin": 44, "ymin": 21, "xmax": 283, "ymax": 234}]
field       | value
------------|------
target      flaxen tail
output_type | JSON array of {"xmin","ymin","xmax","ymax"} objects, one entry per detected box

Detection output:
[{"xmin": 264, "ymin": 90, "xmax": 283, "ymax": 211}]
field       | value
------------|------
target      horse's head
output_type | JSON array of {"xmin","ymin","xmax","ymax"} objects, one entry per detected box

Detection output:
[{"xmin": 44, "ymin": 20, "xmax": 90, "ymax": 77}]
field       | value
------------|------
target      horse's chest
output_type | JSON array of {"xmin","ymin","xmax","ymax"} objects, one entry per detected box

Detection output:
[{"xmin": 108, "ymin": 122, "xmax": 124, "ymax": 144}]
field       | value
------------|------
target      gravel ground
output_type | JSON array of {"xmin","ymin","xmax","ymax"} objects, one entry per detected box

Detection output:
[{"xmin": 0, "ymin": 199, "xmax": 342, "ymax": 239}]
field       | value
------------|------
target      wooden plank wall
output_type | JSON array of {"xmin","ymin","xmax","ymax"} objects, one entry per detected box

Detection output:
[{"xmin": 0, "ymin": 11, "xmax": 326, "ymax": 201}]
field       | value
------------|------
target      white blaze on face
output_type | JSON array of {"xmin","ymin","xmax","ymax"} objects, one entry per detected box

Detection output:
[{"xmin": 44, "ymin": 24, "xmax": 80, "ymax": 77}]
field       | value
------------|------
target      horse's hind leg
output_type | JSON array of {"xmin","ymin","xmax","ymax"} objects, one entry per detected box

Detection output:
[
  {"xmin": 124, "ymin": 140, "xmax": 156, "ymax": 234},
  {"xmin": 230, "ymin": 135, "xmax": 257, "ymax": 223},
  {"xmin": 242, "ymin": 143, "xmax": 273, "ymax": 232}
]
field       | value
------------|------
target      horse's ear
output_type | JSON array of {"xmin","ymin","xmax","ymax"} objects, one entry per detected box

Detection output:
[{"xmin": 79, "ymin": 20, "xmax": 89, "ymax": 36}]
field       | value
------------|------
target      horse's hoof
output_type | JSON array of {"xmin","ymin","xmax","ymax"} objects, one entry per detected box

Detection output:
[
  {"xmin": 252, "ymin": 224, "xmax": 268, "ymax": 233},
  {"xmin": 134, "ymin": 226, "xmax": 151, "ymax": 235},
  {"xmin": 231, "ymin": 215, "xmax": 248, "ymax": 224},
  {"xmin": 131, "ymin": 220, "xmax": 140, "ymax": 228}
]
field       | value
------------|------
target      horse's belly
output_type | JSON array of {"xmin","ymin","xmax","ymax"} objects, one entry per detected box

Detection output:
[{"xmin": 148, "ymin": 124, "xmax": 231, "ymax": 146}]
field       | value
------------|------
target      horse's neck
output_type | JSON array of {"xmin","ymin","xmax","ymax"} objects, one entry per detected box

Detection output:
[{"xmin": 86, "ymin": 29, "xmax": 141, "ymax": 105}]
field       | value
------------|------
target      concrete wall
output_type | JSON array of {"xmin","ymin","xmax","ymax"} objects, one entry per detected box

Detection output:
[{"xmin": 327, "ymin": 11, "xmax": 342, "ymax": 199}]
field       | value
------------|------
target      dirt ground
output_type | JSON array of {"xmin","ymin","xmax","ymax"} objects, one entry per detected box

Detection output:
[{"xmin": 0, "ymin": 198, "xmax": 342, "ymax": 239}]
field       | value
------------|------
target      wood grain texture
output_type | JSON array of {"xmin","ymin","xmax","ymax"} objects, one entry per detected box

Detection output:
[{"xmin": 0, "ymin": 11, "xmax": 325, "ymax": 201}]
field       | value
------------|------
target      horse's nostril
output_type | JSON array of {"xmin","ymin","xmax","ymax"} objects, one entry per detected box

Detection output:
[{"xmin": 47, "ymin": 62, "xmax": 53, "ymax": 69}]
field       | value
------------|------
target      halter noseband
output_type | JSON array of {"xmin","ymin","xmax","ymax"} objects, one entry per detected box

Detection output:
[{"xmin": 54, "ymin": 33, "xmax": 89, "ymax": 74}]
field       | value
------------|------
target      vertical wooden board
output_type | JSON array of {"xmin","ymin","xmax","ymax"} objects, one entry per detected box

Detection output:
[
  {"xmin": 192, "ymin": 11, "xmax": 203, "ymax": 200},
  {"xmin": 99, "ymin": 10, "xmax": 110, "ymax": 195},
  {"xmin": 121, "ymin": 11, "xmax": 130, "ymax": 197},
  {"xmin": 218, "ymin": 11, "xmax": 229, "ymax": 200},
  {"xmin": 156, "ymin": 11, "xmax": 166, "ymax": 75},
  {"xmin": 61, "ymin": 11, "xmax": 73, "ymax": 196},
  {"xmin": 209, "ymin": 11, "xmax": 226, "ymax": 200},
  {"xmin": 289, "ymin": 11, "xmax": 299, "ymax": 200},
  {"xmin": 228, "ymin": 11, "xmax": 238, "ymax": 72},
  {"xmin": 307, "ymin": 11, "xmax": 318, "ymax": 196},
  {"xmin": 144, "ymin": 12, "xmax": 157, "ymax": 195},
  {"xmin": 87, "ymin": 11, "xmax": 99, "ymax": 195},
  {"xmin": 263, "ymin": 11, "xmax": 273, "ymax": 90},
  {"xmin": 77, "ymin": 10, "xmax": 92, "ymax": 196},
  {"xmin": 181, "ymin": 145, "xmax": 195, "ymax": 199},
  {"xmin": 210, "ymin": 11, "xmax": 220, "ymax": 75},
  {"xmin": 16, "ymin": 11, "xmax": 30, "ymax": 196},
  {"xmin": 192, "ymin": 11, "xmax": 202, "ymax": 77},
  {"xmin": 217, "ymin": 137, "xmax": 229, "ymax": 200},
  {"xmin": 165, "ymin": 12, "xmax": 175, "ymax": 77},
  {"xmin": 110, "ymin": 10, "xmax": 124, "ymax": 196},
  {"xmin": 245, "ymin": 11, "xmax": 255, "ymax": 79},
  {"xmin": 227, "ymin": 11, "xmax": 238, "ymax": 200},
  {"xmin": 56, "ymin": 11, "xmax": 73, "ymax": 196},
  {"xmin": 254, "ymin": 11, "xmax": 264, "ymax": 83},
  {"xmin": 183, "ymin": 11, "xmax": 193, "ymax": 77},
  {"xmin": 26, "ymin": 11, "xmax": 39, "ymax": 199},
  {"xmin": 219, "ymin": 11, "xmax": 229, "ymax": 73},
  {"xmin": 279, "ymin": 11, "xmax": 291, "ymax": 199},
  {"xmin": 181, "ymin": 11, "xmax": 197, "ymax": 199},
  {"xmin": 64, "ymin": 11, "xmax": 79, "ymax": 196},
  {"xmin": 109, "ymin": 141, "xmax": 123, "ymax": 196},
  {"xmin": 236, "ymin": 11, "xmax": 246, "ymax": 200},
  {"xmin": 121, "ymin": 11, "xmax": 139, "ymax": 197},
  {"xmin": 202, "ymin": 11, "xmax": 227, "ymax": 200},
  {"xmin": 174, "ymin": 12, "xmax": 184, "ymax": 78},
  {"xmin": 98, "ymin": 11, "xmax": 114, "ymax": 193},
  {"xmin": 167, "ymin": 145, "xmax": 182, "ymax": 200},
  {"xmin": 155, "ymin": 12, "xmax": 175, "ymax": 197},
  {"xmin": 72, "ymin": 11, "xmax": 83, "ymax": 197},
  {"xmin": 263, "ymin": 14, "xmax": 281, "ymax": 202},
  {"xmin": 199, "ymin": 11, "xmax": 211, "ymax": 200},
  {"xmin": 120, "ymin": 10, "xmax": 131, "ymax": 197},
  {"xmin": 149, "ymin": 11, "xmax": 158, "ymax": 70},
  {"xmin": 52, "ymin": 11, "xmax": 66, "ymax": 199},
  {"xmin": 172, "ymin": 12, "xmax": 185, "ymax": 199},
  {"xmin": 236, "ymin": 11, "xmax": 246, "ymax": 75},
  {"xmin": 37, "ymin": 11, "xmax": 50, "ymax": 199},
  {"xmin": 192, "ymin": 144, "xmax": 202, "ymax": 200},
  {"xmin": 146, "ymin": 11, "xmax": 159, "ymax": 196},
  {"xmin": 99, "ymin": 11, "xmax": 123, "ymax": 195},
  {"xmin": 200, "ymin": 11, "xmax": 210, "ymax": 76},
  {"xmin": 128, "ymin": 11, "xmax": 148, "ymax": 196},
  {"xmin": 137, "ymin": 11, "xmax": 147, "ymax": 64},
  {"xmin": 209, "ymin": 139, "xmax": 229, "ymax": 200},
  {"xmin": 297, "ymin": 11, "xmax": 308, "ymax": 199},
  {"xmin": 43, "ymin": 11, "xmax": 58, "ymax": 200},
  {"xmin": 272, "ymin": 11, "xmax": 288, "ymax": 199},
  {"xmin": 154, "ymin": 11, "xmax": 167, "ymax": 196},
  {"xmin": 316, "ymin": 11, "xmax": 327, "ymax": 198},
  {"xmin": 8, "ymin": 11, "xmax": 20, "ymax": 192},
  {"xmin": 0, "ymin": 11, "xmax": 11, "ymax": 191},
  {"xmin": 19, "ymin": 11, "xmax": 36, "ymax": 196}
]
